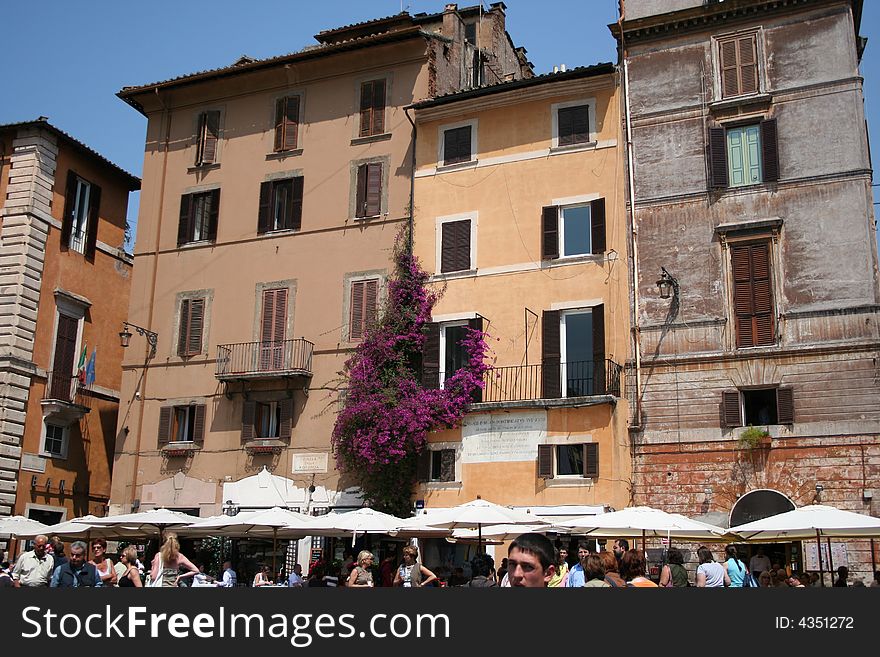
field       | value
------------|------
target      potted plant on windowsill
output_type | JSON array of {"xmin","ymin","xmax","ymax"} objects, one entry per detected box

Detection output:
[{"xmin": 738, "ymin": 426, "xmax": 772, "ymax": 449}]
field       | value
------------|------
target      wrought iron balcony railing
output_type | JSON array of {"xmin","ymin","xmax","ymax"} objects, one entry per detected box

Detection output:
[
  {"xmin": 479, "ymin": 359, "xmax": 622, "ymax": 404},
  {"xmin": 216, "ymin": 338, "xmax": 314, "ymax": 380}
]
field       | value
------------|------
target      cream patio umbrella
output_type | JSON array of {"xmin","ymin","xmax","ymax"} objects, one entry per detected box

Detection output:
[
  {"xmin": 306, "ymin": 507, "xmax": 407, "ymax": 546},
  {"xmin": 0, "ymin": 515, "xmax": 49, "ymax": 538},
  {"xmin": 88, "ymin": 508, "xmax": 202, "ymax": 543},
  {"xmin": 557, "ymin": 506, "xmax": 732, "ymax": 546}
]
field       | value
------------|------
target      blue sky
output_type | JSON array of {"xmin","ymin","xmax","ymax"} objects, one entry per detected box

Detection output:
[{"xmin": 1, "ymin": 0, "xmax": 877, "ymax": 249}]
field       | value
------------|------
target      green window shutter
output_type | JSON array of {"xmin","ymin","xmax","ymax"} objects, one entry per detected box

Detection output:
[
  {"xmin": 727, "ymin": 127, "xmax": 746, "ymax": 187},
  {"xmin": 745, "ymin": 125, "xmax": 762, "ymax": 184}
]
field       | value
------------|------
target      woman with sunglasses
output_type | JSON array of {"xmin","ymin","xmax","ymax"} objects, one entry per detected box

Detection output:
[{"xmin": 89, "ymin": 538, "xmax": 117, "ymax": 586}]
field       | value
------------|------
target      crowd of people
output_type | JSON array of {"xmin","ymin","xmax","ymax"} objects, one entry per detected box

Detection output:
[{"xmin": 3, "ymin": 533, "xmax": 878, "ymax": 589}]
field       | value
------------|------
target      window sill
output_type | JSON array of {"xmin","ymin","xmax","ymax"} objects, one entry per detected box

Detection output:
[
  {"xmin": 351, "ymin": 132, "xmax": 392, "ymax": 146},
  {"xmin": 258, "ymin": 228, "xmax": 300, "ymax": 238},
  {"xmin": 39, "ymin": 452, "xmax": 66, "ymax": 461},
  {"xmin": 162, "ymin": 442, "xmax": 201, "ymax": 457},
  {"xmin": 266, "ymin": 149, "xmax": 303, "ymax": 161},
  {"xmin": 544, "ymin": 477, "xmax": 594, "ymax": 488},
  {"xmin": 177, "ymin": 239, "xmax": 216, "ymax": 250},
  {"xmin": 709, "ymin": 93, "xmax": 772, "ymax": 113},
  {"xmin": 350, "ymin": 213, "xmax": 386, "ymax": 222},
  {"xmin": 423, "ymin": 481, "xmax": 462, "ymax": 491},
  {"xmin": 436, "ymin": 160, "xmax": 478, "ymax": 173},
  {"xmin": 187, "ymin": 163, "xmax": 221, "ymax": 174},
  {"xmin": 432, "ymin": 269, "xmax": 477, "ymax": 281},
  {"xmin": 550, "ymin": 141, "xmax": 597, "ymax": 155},
  {"xmin": 543, "ymin": 254, "xmax": 604, "ymax": 268}
]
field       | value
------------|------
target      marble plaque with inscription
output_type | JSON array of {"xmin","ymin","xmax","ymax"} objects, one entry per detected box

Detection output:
[
  {"xmin": 21, "ymin": 453, "xmax": 47, "ymax": 473},
  {"xmin": 461, "ymin": 411, "xmax": 546, "ymax": 463},
  {"xmin": 292, "ymin": 453, "xmax": 329, "ymax": 474}
]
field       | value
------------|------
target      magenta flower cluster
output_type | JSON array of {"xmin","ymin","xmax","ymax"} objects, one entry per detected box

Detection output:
[{"xmin": 331, "ymin": 237, "xmax": 489, "ymax": 515}]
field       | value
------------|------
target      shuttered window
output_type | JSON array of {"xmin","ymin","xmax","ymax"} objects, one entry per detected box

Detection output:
[
  {"xmin": 731, "ymin": 242, "xmax": 775, "ymax": 348},
  {"xmin": 355, "ymin": 163, "xmax": 382, "ymax": 218},
  {"xmin": 240, "ymin": 399, "xmax": 293, "ymax": 442},
  {"xmin": 50, "ymin": 314, "xmax": 79, "ymax": 401},
  {"xmin": 260, "ymin": 288, "xmax": 288, "ymax": 371},
  {"xmin": 359, "ymin": 79, "xmax": 386, "ymax": 137},
  {"xmin": 349, "ymin": 278, "xmax": 379, "ymax": 341},
  {"xmin": 443, "ymin": 126, "xmax": 473, "ymax": 165},
  {"xmin": 178, "ymin": 190, "xmax": 220, "ymax": 245},
  {"xmin": 178, "ymin": 298, "xmax": 205, "ymax": 357},
  {"xmin": 61, "ymin": 171, "xmax": 101, "ymax": 259},
  {"xmin": 274, "ymin": 96, "xmax": 300, "ymax": 152},
  {"xmin": 430, "ymin": 449, "xmax": 456, "ymax": 482},
  {"xmin": 539, "ymin": 443, "xmax": 599, "ymax": 479},
  {"xmin": 719, "ymin": 34, "xmax": 759, "ymax": 98},
  {"xmin": 722, "ymin": 390, "xmax": 742, "ymax": 428},
  {"xmin": 557, "ymin": 105, "xmax": 590, "ymax": 147},
  {"xmin": 159, "ymin": 404, "xmax": 206, "ymax": 445},
  {"xmin": 196, "ymin": 111, "xmax": 220, "ymax": 165},
  {"xmin": 709, "ymin": 120, "xmax": 778, "ymax": 189},
  {"xmin": 542, "ymin": 199, "xmax": 606, "ymax": 259},
  {"xmin": 440, "ymin": 219, "xmax": 471, "ymax": 273},
  {"xmin": 258, "ymin": 177, "xmax": 303, "ymax": 234}
]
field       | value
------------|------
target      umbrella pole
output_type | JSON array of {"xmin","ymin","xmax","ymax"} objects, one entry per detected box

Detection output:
[
  {"xmin": 871, "ymin": 539, "xmax": 876, "ymax": 576},
  {"xmin": 827, "ymin": 537, "xmax": 834, "ymax": 583},
  {"xmin": 816, "ymin": 530, "xmax": 824, "ymax": 587},
  {"xmin": 479, "ymin": 524, "xmax": 483, "ymax": 554},
  {"xmin": 273, "ymin": 528, "xmax": 277, "ymax": 583}
]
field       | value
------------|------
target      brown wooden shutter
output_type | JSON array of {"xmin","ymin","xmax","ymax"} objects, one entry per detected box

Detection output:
[
  {"xmin": 359, "ymin": 82, "xmax": 373, "ymax": 137},
  {"xmin": 468, "ymin": 316, "xmax": 484, "ymax": 403},
  {"xmin": 416, "ymin": 450, "xmax": 431, "ymax": 482},
  {"xmin": 733, "ymin": 243, "xmax": 774, "ymax": 348},
  {"xmin": 365, "ymin": 163, "xmax": 382, "ymax": 217},
  {"xmin": 542, "ymin": 206, "xmax": 559, "ymax": 260},
  {"xmin": 542, "ymin": 310, "xmax": 561, "ymax": 399},
  {"xmin": 590, "ymin": 198, "xmax": 606, "ymax": 254},
  {"xmin": 441, "ymin": 219, "xmax": 470, "ymax": 273},
  {"xmin": 750, "ymin": 243, "xmax": 774, "ymax": 346},
  {"xmin": 291, "ymin": 176, "xmax": 304, "ymax": 230},
  {"xmin": 279, "ymin": 397, "xmax": 293, "ymax": 439},
  {"xmin": 61, "ymin": 171, "xmax": 77, "ymax": 249},
  {"xmin": 722, "ymin": 390, "xmax": 742, "ymax": 428},
  {"xmin": 731, "ymin": 245, "xmax": 755, "ymax": 348},
  {"xmin": 50, "ymin": 314, "xmax": 78, "ymax": 400},
  {"xmin": 760, "ymin": 119, "xmax": 779, "ymax": 182},
  {"xmin": 187, "ymin": 298, "xmax": 205, "ymax": 355},
  {"xmin": 158, "ymin": 407, "xmax": 173, "ymax": 447},
  {"xmin": 355, "ymin": 164, "xmax": 368, "ymax": 218},
  {"xmin": 85, "ymin": 183, "xmax": 101, "ymax": 260},
  {"xmin": 592, "ymin": 304, "xmax": 606, "ymax": 395},
  {"xmin": 537, "ymin": 444, "xmax": 554, "ymax": 479},
  {"xmin": 558, "ymin": 106, "xmax": 575, "ymax": 146},
  {"xmin": 261, "ymin": 289, "xmax": 275, "ymax": 345},
  {"xmin": 274, "ymin": 288, "xmax": 288, "ymax": 344},
  {"xmin": 349, "ymin": 281, "xmax": 365, "ymax": 340},
  {"xmin": 258, "ymin": 181, "xmax": 272, "ymax": 234},
  {"xmin": 178, "ymin": 299, "xmax": 191, "ymax": 357},
  {"xmin": 193, "ymin": 404, "xmax": 206, "ymax": 445},
  {"xmin": 776, "ymin": 387, "xmax": 794, "ymax": 424},
  {"xmin": 558, "ymin": 106, "xmax": 589, "ymax": 146},
  {"xmin": 178, "ymin": 193, "xmax": 192, "ymax": 246},
  {"xmin": 274, "ymin": 98, "xmax": 286, "ymax": 152},
  {"xmin": 720, "ymin": 39, "xmax": 740, "ymax": 98},
  {"xmin": 584, "ymin": 443, "xmax": 599, "ymax": 479},
  {"xmin": 444, "ymin": 126, "xmax": 471, "ymax": 165},
  {"xmin": 284, "ymin": 96, "xmax": 300, "ymax": 150},
  {"xmin": 364, "ymin": 279, "xmax": 378, "ymax": 334},
  {"xmin": 199, "ymin": 111, "xmax": 219, "ymax": 164},
  {"xmin": 372, "ymin": 79, "xmax": 386, "ymax": 134},
  {"xmin": 241, "ymin": 400, "xmax": 256, "ymax": 442},
  {"xmin": 738, "ymin": 35, "xmax": 758, "ymax": 95},
  {"xmin": 422, "ymin": 322, "xmax": 441, "ymax": 389},
  {"xmin": 439, "ymin": 449, "xmax": 456, "ymax": 482},
  {"xmin": 708, "ymin": 127, "xmax": 729, "ymax": 189},
  {"xmin": 206, "ymin": 189, "xmax": 220, "ymax": 241}
]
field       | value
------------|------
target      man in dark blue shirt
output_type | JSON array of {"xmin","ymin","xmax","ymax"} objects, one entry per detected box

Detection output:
[{"xmin": 51, "ymin": 541, "xmax": 102, "ymax": 587}]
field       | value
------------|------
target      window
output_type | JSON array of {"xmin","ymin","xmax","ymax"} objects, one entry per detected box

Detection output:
[
  {"xmin": 718, "ymin": 33, "xmax": 759, "ymax": 98},
  {"xmin": 258, "ymin": 177, "xmax": 303, "ymax": 233},
  {"xmin": 355, "ymin": 162, "xmax": 382, "ymax": 218},
  {"xmin": 178, "ymin": 298, "xmax": 205, "ymax": 357},
  {"xmin": 440, "ymin": 322, "xmax": 469, "ymax": 388},
  {"xmin": 158, "ymin": 404, "xmax": 206, "ymax": 445},
  {"xmin": 416, "ymin": 448, "xmax": 457, "ymax": 483},
  {"xmin": 259, "ymin": 288, "xmax": 288, "ymax": 370},
  {"xmin": 61, "ymin": 171, "xmax": 100, "ymax": 258},
  {"xmin": 731, "ymin": 242, "xmax": 774, "ymax": 348},
  {"xmin": 43, "ymin": 424, "xmax": 67, "ymax": 458},
  {"xmin": 538, "ymin": 443, "xmax": 599, "ymax": 479},
  {"xmin": 557, "ymin": 105, "xmax": 590, "ymax": 147},
  {"xmin": 349, "ymin": 278, "xmax": 378, "ymax": 341},
  {"xmin": 722, "ymin": 387, "xmax": 794, "ymax": 427},
  {"xmin": 708, "ymin": 120, "xmax": 778, "ymax": 189},
  {"xmin": 542, "ymin": 306, "xmax": 605, "ymax": 399},
  {"xmin": 195, "ymin": 111, "xmax": 220, "ymax": 165},
  {"xmin": 241, "ymin": 398, "xmax": 293, "ymax": 441},
  {"xmin": 542, "ymin": 199, "xmax": 605, "ymax": 259},
  {"xmin": 443, "ymin": 126, "xmax": 473, "ymax": 166},
  {"xmin": 274, "ymin": 96, "xmax": 300, "ymax": 152},
  {"xmin": 359, "ymin": 79, "xmax": 386, "ymax": 137},
  {"xmin": 255, "ymin": 401, "xmax": 281, "ymax": 438},
  {"xmin": 439, "ymin": 218, "xmax": 472, "ymax": 273},
  {"xmin": 49, "ymin": 314, "xmax": 79, "ymax": 401},
  {"xmin": 178, "ymin": 190, "xmax": 220, "ymax": 245},
  {"xmin": 464, "ymin": 21, "xmax": 477, "ymax": 44},
  {"xmin": 421, "ymin": 317, "xmax": 484, "ymax": 397}
]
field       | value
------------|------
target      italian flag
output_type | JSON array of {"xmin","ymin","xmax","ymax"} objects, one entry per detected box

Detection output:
[{"xmin": 77, "ymin": 342, "xmax": 87, "ymax": 383}]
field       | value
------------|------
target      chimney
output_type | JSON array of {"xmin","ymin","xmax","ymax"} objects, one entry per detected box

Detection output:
[
  {"xmin": 442, "ymin": 4, "xmax": 462, "ymax": 40},
  {"xmin": 488, "ymin": 2, "xmax": 507, "ymax": 31}
]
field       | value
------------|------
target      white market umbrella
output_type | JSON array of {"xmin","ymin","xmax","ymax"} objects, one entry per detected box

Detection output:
[
  {"xmin": 558, "ymin": 506, "xmax": 731, "ymax": 543},
  {"xmin": 17, "ymin": 515, "xmax": 141, "ymax": 540},
  {"xmin": 729, "ymin": 505, "xmax": 880, "ymax": 587},
  {"xmin": 88, "ymin": 508, "xmax": 201, "ymax": 541},
  {"xmin": 451, "ymin": 524, "xmax": 554, "ymax": 542},
  {"xmin": 307, "ymin": 507, "xmax": 406, "ymax": 545},
  {"xmin": 0, "ymin": 515, "xmax": 49, "ymax": 538}
]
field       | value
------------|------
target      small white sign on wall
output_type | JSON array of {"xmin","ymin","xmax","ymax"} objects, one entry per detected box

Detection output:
[
  {"xmin": 461, "ymin": 411, "xmax": 546, "ymax": 463},
  {"xmin": 292, "ymin": 453, "xmax": 329, "ymax": 474},
  {"xmin": 21, "ymin": 453, "xmax": 47, "ymax": 473}
]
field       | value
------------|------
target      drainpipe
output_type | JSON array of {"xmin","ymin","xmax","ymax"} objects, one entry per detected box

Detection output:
[{"xmin": 404, "ymin": 106, "xmax": 417, "ymax": 255}]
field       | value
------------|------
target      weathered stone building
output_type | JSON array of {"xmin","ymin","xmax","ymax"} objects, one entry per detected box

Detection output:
[{"xmin": 614, "ymin": 0, "xmax": 879, "ymax": 580}]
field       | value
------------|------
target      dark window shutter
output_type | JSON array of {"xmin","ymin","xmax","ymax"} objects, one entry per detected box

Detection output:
[
  {"xmin": 760, "ymin": 119, "xmax": 779, "ymax": 182},
  {"xmin": 158, "ymin": 407, "xmax": 173, "ymax": 447},
  {"xmin": 178, "ymin": 299, "xmax": 191, "ymax": 357},
  {"xmin": 722, "ymin": 390, "xmax": 742, "ymax": 428},
  {"xmin": 542, "ymin": 206, "xmax": 559, "ymax": 260},
  {"xmin": 199, "ymin": 111, "xmax": 219, "ymax": 164},
  {"xmin": 365, "ymin": 163, "xmax": 382, "ymax": 217},
  {"xmin": 738, "ymin": 35, "xmax": 759, "ymax": 95},
  {"xmin": 355, "ymin": 164, "xmax": 368, "ymax": 218},
  {"xmin": 558, "ymin": 106, "xmax": 589, "ymax": 146},
  {"xmin": 750, "ymin": 243, "xmax": 774, "ymax": 346},
  {"xmin": 731, "ymin": 245, "xmax": 755, "ymax": 348},
  {"xmin": 350, "ymin": 281, "xmax": 365, "ymax": 340},
  {"xmin": 187, "ymin": 298, "xmax": 205, "ymax": 355},
  {"xmin": 284, "ymin": 96, "xmax": 300, "ymax": 151},
  {"xmin": 206, "ymin": 189, "xmax": 220, "ymax": 241},
  {"xmin": 372, "ymin": 79, "xmax": 386, "ymax": 135},
  {"xmin": 468, "ymin": 316, "xmax": 484, "ymax": 403},
  {"xmin": 592, "ymin": 305, "xmax": 606, "ymax": 395},
  {"xmin": 50, "ymin": 314, "xmax": 78, "ymax": 400},
  {"xmin": 291, "ymin": 176, "xmax": 304, "ymax": 230},
  {"xmin": 733, "ymin": 243, "xmax": 774, "ymax": 348},
  {"xmin": 359, "ymin": 82, "xmax": 373, "ymax": 137},
  {"xmin": 709, "ymin": 127, "xmax": 729, "ymax": 189},
  {"xmin": 720, "ymin": 39, "xmax": 740, "ymax": 98},
  {"xmin": 258, "ymin": 181, "xmax": 272, "ymax": 234},
  {"xmin": 538, "ymin": 444, "xmax": 554, "ymax": 479},
  {"xmin": 439, "ymin": 449, "xmax": 456, "ymax": 482},
  {"xmin": 178, "ymin": 193, "xmax": 192, "ymax": 246},
  {"xmin": 416, "ymin": 450, "xmax": 431, "ymax": 482},
  {"xmin": 542, "ymin": 310, "xmax": 561, "ymax": 399},
  {"xmin": 193, "ymin": 404, "xmax": 206, "ymax": 445},
  {"xmin": 364, "ymin": 279, "xmax": 378, "ymax": 334},
  {"xmin": 444, "ymin": 126, "xmax": 471, "ymax": 165},
  {"xmin": 241, "ymin": 400, "xmax": 256, "ymax": 442},
  {"xmin": 422, "ymin": 322, "xmax": 441, "ymax": 389},
  {"xmin": 279, "ymin": 397, "xmax": 293, "ymax": 439},
  {"xmin": 274, "ymin": 288, "xmax": 288, "ymax": 344},
  {"xmin": 61, "ymin": 170, "xmax": 77, "ymax": 249},
  {"xmin": 441, "ymin": 219, "xmax": 471, "ymax": 273},
  {"xmin": 776, "ymin": 387, "xmax": 794, "ymax": 424},
  {"xmin": 584, "ymin": 443, "xmax": 599, "ymax": 479},
  {"xmin": 590, "ymin": 198, "xmax": 606, "ymax": 254},
  {"xmin": 85, "ymin": 183, "xmax": 101, "ymax": 261},
  {"xmin": 558, "ymin": 106, "xmax": 574, "ymax": 146},
  {"xmin": 274, "ymin": 98, "xmax": 286, "ymax": 152}
]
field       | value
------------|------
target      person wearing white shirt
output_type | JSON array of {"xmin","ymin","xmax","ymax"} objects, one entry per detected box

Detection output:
[
  {"xmin": 219, "ymin": 560, "xmax": 237, "ymax": 587},
  {"xmin": 287, "ymin": 563, "xmax": 304, "ymax": 587},
  {"xmin": 749, "ymin": 547, "xmax": 772, "ymax": 581}
]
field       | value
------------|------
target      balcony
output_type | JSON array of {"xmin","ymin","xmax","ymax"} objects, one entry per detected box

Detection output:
[
  {"xmin": 216, "ymin": 338, "xmax": 314, "ymax": 381},
  {"xmin": 479, "ymin": 359, "xmax": 622, "ymax": 404},
  {"xmin": 41, "ymin": 372, "xmax": 91, "ymax": 423}
]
